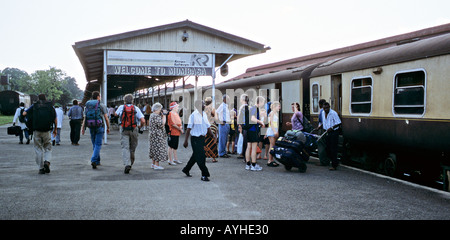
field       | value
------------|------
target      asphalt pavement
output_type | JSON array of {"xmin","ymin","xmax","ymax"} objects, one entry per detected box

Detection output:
[{"xmin": 0, "ymin": 119, "xmax": 449, "ymax": 220}]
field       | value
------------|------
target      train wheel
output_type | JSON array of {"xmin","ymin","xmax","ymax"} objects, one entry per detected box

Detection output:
[{"xmin": 384, "ymin": 153, "xmax": 397, "ymax": 177}]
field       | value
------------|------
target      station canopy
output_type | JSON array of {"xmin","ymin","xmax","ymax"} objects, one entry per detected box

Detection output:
[{"xmin": 73, "ymin": 20, "xmax": 269, "ymax": 104}]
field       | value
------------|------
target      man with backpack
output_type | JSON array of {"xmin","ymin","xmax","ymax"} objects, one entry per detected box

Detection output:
[
  {"xmin": 81, "ymin": 91, "xmax": 110, "ymax": 169},
  {"xmin": 115, "ymin": 94, "xmax": 145, "ymax": 174},
  {"xmin": 23, "ymin": 94, "xmax": 57, "ymax": 174}
]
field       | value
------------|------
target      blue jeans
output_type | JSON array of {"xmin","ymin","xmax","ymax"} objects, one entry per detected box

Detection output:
[
  {"xmin": 89, "ymin": 127, "xmax": 104, "ymax": 164},
  {"xmin": 218, "ymin": 124, "xmax": 230, "ymax": 156}
]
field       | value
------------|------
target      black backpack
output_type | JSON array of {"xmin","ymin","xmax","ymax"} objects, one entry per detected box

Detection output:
[
  {"xmin": 295, "ymin": 113, "xmax": 313, "ymax": 133},
  {"xmin": 165, "ymin": 111, "xmax": 171, "ymax": 135},
  {"xmin": 240, "ymin": 105, "xmax": 251, "ymax": 130},
  {"xmin": 31, "ymin": 101, "xmax": 55, "ymax": 131},
  {"xmin": 18, "ymin": 108, "xmax": 26, "ymax": 123}
]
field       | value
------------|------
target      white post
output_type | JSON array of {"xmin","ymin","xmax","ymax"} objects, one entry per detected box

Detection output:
[
  {"xmin": 103, "ymin": 50, "xmax": 108, "ymax": 144},
  {"xmin": 211, "ymin": 53, "xmax": 216, "ymax": 107}
]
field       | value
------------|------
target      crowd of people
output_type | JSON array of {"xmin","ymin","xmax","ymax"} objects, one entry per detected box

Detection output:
[{"xmin": 12, "ymin": 90, "xmax": 342, "ymax": 180}]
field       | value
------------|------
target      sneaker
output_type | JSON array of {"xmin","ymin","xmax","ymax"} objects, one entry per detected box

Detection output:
[
  {"xmin": 245, "ymin": 164, "xmax": 251, "ymax": 170},
  {"xmin": 153, "ymin": 165, "xmax": 164, "ymax": 170},
  {"xmin": 44, "ymin": 161, "xmax": 51, "ymax": 173},
  {"xmin": 91, "ymin": 162, "xmax": 97, "ymax": 169},
  {"xmin": 174, "ymin": 160, "xmax": 183, "ymax": 164},
  {"xmin": 168, "ymin": 161, "xmax": 177, "ymax": 166},
  {"xmin": 251, "ymin": 164, "xmax": 263, "ymax": 171},
  {"xmin": 124, "ymin": 165, "xmax": 131, "ymax": 174},
  {"xmin": 39, "ymin": 168, "xmax": 46, "ymax": 174}
]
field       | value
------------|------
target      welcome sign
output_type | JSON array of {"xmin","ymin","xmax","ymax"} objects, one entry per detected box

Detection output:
[{"xmin": 106, "ymin": 51, "xmax": 214, "ymax": 76}]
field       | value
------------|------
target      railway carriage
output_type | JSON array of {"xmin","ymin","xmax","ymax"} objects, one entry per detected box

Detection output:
[
  {"xmin": 0, "ymin": 90, "xmax": 31, "ymax": 115},
  {"xmin": 309, "ymin": 33, "xmax": 450, "ymax": 178}
]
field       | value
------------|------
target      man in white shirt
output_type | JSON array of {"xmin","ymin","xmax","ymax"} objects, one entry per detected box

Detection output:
[
  {"xmin": 52, "ymin": 103, "xmax": 64, "ymax": 146},
  {"xmin": 216, "ymin": 94, "xmax": 231, "ymax": 158},
  {"xmin": 321, "ymin": 102, "xmax": 342, "ymax": 170},
  {"xmin": 182, "ymin": 100, "xmax": 215, "ymax": 181}
]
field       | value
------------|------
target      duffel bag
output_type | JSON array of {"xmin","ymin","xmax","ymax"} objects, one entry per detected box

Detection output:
[
  {"xmin": 7, "ymin": 126, "xmax": 21, "ymax": 136},
  {"xmin": 284, "ymin": 130, "xmax": 306, "ymax": 143},
  {"xmin": 275, "ymin": 137, "xmax": 305, "ymax": 153},
  {"xmin": 270, "ymin": 146, "xmax": 307, "ymax": 172}
]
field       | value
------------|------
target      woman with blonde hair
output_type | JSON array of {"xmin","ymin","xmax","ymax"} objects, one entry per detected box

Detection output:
[
  {"xmin": 266, "ymin": 101, "xmax": 281, "ymax": 167},
  {"xmin": 148, "ymin": 102, "xmax": 168, "ymax": 170}
]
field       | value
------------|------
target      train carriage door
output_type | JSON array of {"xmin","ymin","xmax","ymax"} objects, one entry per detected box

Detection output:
[{"xmin": 331, "ymin": 74, "xmax": 342, "ymax": 116}]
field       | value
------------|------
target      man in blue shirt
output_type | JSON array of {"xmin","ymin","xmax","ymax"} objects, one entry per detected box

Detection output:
[
  {"xmin": 67, "ymin": 99, "xmax": 83, "ymax": 146},
  {"xmin": 216, "ymin": 94, "xmax": 231, "ymax": 158}
]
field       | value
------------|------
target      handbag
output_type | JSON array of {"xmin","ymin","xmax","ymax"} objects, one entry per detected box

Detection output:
[
  {"xmin": 237, "ymin": 133, "xmax": 243, "ymax": 154},
  {"xmin": 7, "ymin": 125, "xmax": 21, "ymax": 136}
]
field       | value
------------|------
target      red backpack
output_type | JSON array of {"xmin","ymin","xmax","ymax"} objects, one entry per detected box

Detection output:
[{"xmin": 121, "ymin": 105, "xmax": 137, "ymax": 131}]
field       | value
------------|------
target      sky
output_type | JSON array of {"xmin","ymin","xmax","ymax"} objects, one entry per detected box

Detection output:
[{"xmin": 1, "ymin": 0, "xmax": 449, "ymax": 91}]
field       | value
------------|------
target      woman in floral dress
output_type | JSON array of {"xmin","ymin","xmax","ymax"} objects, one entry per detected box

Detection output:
[{"xmin": 149, "ymin": 102, "xmax": 167, "ymax": 170}]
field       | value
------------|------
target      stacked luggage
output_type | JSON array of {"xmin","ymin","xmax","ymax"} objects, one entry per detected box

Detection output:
[{"xmin": 270, "ymin": 130, "xmax": 318, "ymax": 173}]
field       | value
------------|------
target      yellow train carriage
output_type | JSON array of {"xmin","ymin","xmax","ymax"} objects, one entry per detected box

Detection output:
[{"xmin": 309, "ymin": 33, "xmax": 450, "ymax": 178}]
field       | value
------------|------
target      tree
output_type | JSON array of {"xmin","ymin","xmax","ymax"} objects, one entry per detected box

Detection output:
[
  {"xmin": 2, "ymin": 66, "xmax": 84, "ymax": 104},
  {"xmin": 1, "ymin": 67, "xmax": 32, "ymax": 92},
  {"xmin": 30, "ymin": 67, "xmax": 65, "ymax": 101}
]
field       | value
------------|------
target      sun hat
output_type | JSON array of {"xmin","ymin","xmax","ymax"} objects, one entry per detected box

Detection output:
[{"xmin": 169, "ymin": 102, "xmax": 178, "ymax": 110}]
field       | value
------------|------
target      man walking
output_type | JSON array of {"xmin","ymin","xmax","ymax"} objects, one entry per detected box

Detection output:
[
  {"xmin": 24, "ymin": 94, "xmax": 57, "ymax": 174},
  {"xmin": 216, "ymin": 94, "xmax": 231, "ymax": 158},
  {"xmin": 52, "ymin": 103, "xmax": 64, "ymax": 146},
  {"xmin": 115, "ymin": 94, "xmax": 145, "ymax": 174},
  {"xmin": 82, "ymin": 91, "xmax": 110, "ymax": 169},
  {"xmin": 13, "ymin": 102, "xmax": 30, "ymax": 144},
  {"xmin": 182, "ymin": 100, "xmax": 215, "ymax": 181},
  {"xmin": 67, "ymin": 99, "xmax": 83, "ymax": 145}
]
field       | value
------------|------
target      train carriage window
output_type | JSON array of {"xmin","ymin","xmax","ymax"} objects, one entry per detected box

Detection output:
[
  {"xmin": 393, "ymin": 70, "xmax": 426, "ymax": 115},
  {"xmin": 312, "ymin": 83, "xmax": 320, "ymax": 113},
  {"xmin": 350, "ymin": 77, "xmax": 372, "ymax": 114}
]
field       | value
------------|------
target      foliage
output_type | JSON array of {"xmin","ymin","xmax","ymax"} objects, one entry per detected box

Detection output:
[{"xmin": 0, "ymin": 66, "xmax": 84, "ymax": 104}]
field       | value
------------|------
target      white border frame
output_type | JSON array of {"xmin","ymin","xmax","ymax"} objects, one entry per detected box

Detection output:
[
  {"xmin": 349, "ymin": 75, "xmax": 373, "ymax": 116},
  {"xmin": 392, "ymin": 68, "xmax": 427, "ymax": 118}
]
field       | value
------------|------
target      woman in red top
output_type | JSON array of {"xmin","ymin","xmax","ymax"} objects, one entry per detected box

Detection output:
[{"xmin": 168, "ymin": 102, "xmax": 183, "ymax": 165}]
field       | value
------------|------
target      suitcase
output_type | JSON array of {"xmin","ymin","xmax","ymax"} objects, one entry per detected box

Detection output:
[
  {"xmin": 7, "ymin": 126, "xmax": 21, "ymax": 136},
  {"xmin": 270, "ymin": 146, "xmax": 308, "ymax": 173},
  {"xmin": 275, "ymin": 137, "xmax": 310, "ymax": 162},
  {"xmin": 275, "ymin": 137, "xmax": 305, "ymax": 154}
]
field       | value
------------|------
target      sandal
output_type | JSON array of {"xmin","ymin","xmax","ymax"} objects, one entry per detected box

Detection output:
[{"xmin": 267, "ymin": 161, "xmax": 279, "ymax": 167}]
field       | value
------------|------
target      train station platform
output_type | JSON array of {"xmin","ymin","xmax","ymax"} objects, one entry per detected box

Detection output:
[{"xmin": 0, "ymin": 119, "xmax": 449, "ymax": 220}]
